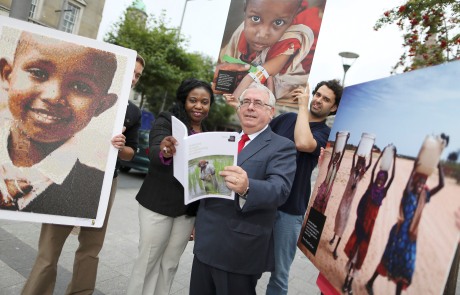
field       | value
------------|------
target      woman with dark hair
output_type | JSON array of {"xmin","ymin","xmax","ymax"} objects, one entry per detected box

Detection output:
[{"xmin": 127, "ymin": 78, "xmax": 214, "ymax": 295}]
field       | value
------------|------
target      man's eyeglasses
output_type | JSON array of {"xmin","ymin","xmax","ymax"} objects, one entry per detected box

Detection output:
[{"xmin": 239, "ymin": 99, "xmax": 272, "ymax": 109}]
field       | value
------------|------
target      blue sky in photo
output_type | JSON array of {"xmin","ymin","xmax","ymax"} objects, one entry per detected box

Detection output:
[{"xmin": 330, "ymin": 60, "xmax": 460, "ymax": 159}]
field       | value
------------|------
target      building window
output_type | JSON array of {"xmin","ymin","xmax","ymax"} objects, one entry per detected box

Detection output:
[
  {"xmin": 29, "ymin": 0, "xmax": 38, "ymax": 19},
  {"xmin": 60, "ymin": 2, "xmax": 80, "ymax": 33}
]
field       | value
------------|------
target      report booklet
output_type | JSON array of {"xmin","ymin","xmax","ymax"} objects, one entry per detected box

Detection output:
[{"xmin": 171, "ymin": 116, "xmax": 239, "ymax": 205}]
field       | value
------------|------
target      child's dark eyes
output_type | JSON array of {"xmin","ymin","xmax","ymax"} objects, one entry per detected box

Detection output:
[
  {"xmin": 274, "ymin": 19, "xmax": 286, "ymax": 27},
  {"xmin": 28, "ymin": 68, "xmax": 49, "ymax": 81},
  {"xmin": 70, "ymin": 81, "xmax": 94, "ymax": 95},
  {"xmin": 251, "ymin": 16, "xmax": 261, "ymax": 23}
]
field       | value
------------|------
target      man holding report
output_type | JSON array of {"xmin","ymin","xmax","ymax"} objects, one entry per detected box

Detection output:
[{"xmin": 190, "ymin": 83, "xmax": 297, "ymax": 295}]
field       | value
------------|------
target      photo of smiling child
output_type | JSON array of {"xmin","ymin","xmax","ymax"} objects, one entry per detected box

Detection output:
[
  {"xmin": 0, "ymin": 21, "xmax": 132, "ymax": 223},
  {"xmin": 214, "ymin": 0, "xmax": 327, "ymax": 103}
]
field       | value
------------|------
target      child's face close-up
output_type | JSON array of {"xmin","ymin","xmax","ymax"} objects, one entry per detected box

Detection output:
[
  {"xmin": 5, "ymin": 35, "xmax": 116, "ymax": 143},
  {"xmin": 244, "ymin": 0, "xmax": 299, "ymax": 53}
]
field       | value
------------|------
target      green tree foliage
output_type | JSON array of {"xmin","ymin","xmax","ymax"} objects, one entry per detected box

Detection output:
[
  {"xmin": 104, "ymin": 8, "xmax": 214, "ymax": 115},
  {"xmin": 375, "ymin": 0, "xmax": 460, "ymax": 73},
  {"xmin": 205, "ymin": 96, "xmax": 238, "ymax": 131}
]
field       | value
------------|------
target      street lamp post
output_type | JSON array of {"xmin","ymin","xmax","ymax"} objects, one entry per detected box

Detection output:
[
  {"xmin": 178, "ymin": 0, "xmax": 191, "ymax": 37},
  {"xmin": 339, "ymin": 51, "xmax": 359, "ymax": 86},
  {"xmin": 178, "ymin": 0, "xmax": 212, "ymax": 37}
]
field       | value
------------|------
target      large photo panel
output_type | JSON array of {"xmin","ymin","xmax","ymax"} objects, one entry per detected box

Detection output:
[
  {"xmin": 0, "ymin": 16, "xmax": 136, "ymax": 227},
  {"xmin": 213, "ymin": 0, "xmax": 327, "ymax": 108},
  {"xmin": 298, "ymin": 60, "xmax": 460, "ymax": 295}
]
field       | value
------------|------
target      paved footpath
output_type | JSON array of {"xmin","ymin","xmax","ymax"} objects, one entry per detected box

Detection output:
[{"xmin": 0, "ymin": 172, "xmax": 321, "ymax": 295}]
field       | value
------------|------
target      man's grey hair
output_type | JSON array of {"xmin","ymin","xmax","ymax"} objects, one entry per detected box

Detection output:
[{"xmin": 239, "ymin": 83, "xmax": 276, "ymax": 107}]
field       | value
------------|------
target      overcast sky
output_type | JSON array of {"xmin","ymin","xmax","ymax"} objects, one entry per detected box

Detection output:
[
  {"xmin": 330, "ymin": 61, "xmax": 460, "ymax": 158},
  {"xmin": 97, "ymin": 0, "xmax": 406, "ymax": 88},
  {"xmin": 97, "ymin": 0, "xmax": 459, "ymax": 157}
]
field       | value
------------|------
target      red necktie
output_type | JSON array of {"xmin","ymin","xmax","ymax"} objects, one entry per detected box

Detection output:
[{"xmin": 238, "ymin": 134, "xmax": 250, "ymax": 153}]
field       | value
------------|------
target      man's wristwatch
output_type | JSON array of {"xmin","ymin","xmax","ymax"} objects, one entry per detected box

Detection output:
[{"xmin": 239, "ymin": 186, "xmax": 249, "ymax": 200}]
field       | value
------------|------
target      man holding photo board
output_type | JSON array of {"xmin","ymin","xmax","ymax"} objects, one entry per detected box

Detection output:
[
  {"xmin": 267, "ymin": 80, "xmax": 342, "ymax": 295},
  {"xmin": 0, "ymin": 32, "xmax": 120, "ymax": 217},
  {"xmin": 17, "ymin": 44, "xmax": 144, "ymax": 294}
]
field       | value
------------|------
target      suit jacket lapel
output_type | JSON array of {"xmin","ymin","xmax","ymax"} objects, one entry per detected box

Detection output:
[{"xmin": 237, "ymin": 127, "xmax": 272, "ymax": 166}]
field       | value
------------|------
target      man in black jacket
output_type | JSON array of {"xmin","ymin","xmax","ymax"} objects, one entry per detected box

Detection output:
[{"xmin": 21, "ymin": 54, "xmax": 145, "ymax": 295}]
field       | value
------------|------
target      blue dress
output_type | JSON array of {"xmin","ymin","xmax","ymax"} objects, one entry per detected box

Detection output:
[{"xmin": 376, "ymin": 189, "xmax": 430, "ymax": 289}]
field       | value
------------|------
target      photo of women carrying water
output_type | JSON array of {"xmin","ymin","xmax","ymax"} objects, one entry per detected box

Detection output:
[{"xmin": 298, "ymin": 60, "xmax": 460, "ymax": 295}]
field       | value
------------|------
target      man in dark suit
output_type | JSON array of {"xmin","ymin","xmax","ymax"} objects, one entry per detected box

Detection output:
[{"xmin": 190, "ymin": 83, "xmax": 297, "ymax": 294}]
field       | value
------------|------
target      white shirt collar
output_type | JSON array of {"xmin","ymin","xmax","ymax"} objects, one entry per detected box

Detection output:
[
  {"xmin": 0, "ymin": 120, "xmax": 78, "ymax": 184},
  {"xmin": 240, "ymin": 124, "xmax": 268, "ymax": 141}
]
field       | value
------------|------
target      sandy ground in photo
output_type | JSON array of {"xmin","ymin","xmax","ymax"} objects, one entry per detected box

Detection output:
[{"xmin": 299, "ymin": 148, "xmax": 460, "ymax": 295}]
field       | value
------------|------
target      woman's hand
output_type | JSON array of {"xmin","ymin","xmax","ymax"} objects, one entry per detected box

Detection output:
[{"xmin": 160, "ymin": 136, "xmax": 178, "ymax": 158}]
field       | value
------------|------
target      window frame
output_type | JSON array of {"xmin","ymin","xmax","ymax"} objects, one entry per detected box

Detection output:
[
  {"xmin": 58, "ymin": 0, "xmax": 85, "ymax": 34},
  {"xmin": 28, "ymin": 0, "xmax": 42, "ymax": 20}
]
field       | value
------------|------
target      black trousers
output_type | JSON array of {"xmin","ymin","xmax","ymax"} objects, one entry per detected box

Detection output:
[{"xmin": 189, "ymin": 255, "xmax": 262, "ymax": 295}]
